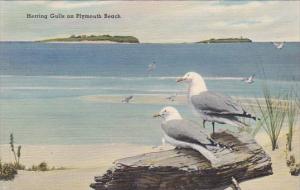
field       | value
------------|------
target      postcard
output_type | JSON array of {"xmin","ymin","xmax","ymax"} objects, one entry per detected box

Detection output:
[{"xmin": 0, "ymin": 1, "xmax": 299, "ymax": 190}]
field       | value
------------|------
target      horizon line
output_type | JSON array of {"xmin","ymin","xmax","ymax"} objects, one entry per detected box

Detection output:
[{"xmin": 1, "ymin": 40, "xmax": 300, "ymax": 43}]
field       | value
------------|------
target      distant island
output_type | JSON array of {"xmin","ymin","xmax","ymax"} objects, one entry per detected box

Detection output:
[
  {"xmin": 38, "ymin": 34, "xmax": 140, "ymax": 43},
  {"xmin": 197, "ymin": 37, "xmax": 252, "ymax": 43}
]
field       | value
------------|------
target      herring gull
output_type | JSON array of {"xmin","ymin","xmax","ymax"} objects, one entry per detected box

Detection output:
[
  {"xmin": 121, "ymin": 95, "xmax": 133, "ymax": 103},
  {"xmin": 272, "ymin": 42, "xmax": 284, "ymax": 49},
  {"xmin": 147, "ymin": 61, "xmax": 156, "ymax": 74},
  {"xmin": 153, "ymin": 106, "xmax": 219, "ymax": 164},
  {"xmin": 166, "ymin": 93, "xmax": 177, "ymax": 102},
  {"xmin": 242, "ymin": 74, "xmax": 255, "ymax": 84},
  {"xmin": 177, "ymin": 72, "xmax": 257, "ymax": 133}
]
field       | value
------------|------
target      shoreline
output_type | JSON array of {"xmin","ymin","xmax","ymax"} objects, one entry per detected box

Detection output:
[
  {"xmin": 80, "ymin": 94, "xmax": 278, "ymax": 107},
  {"xmin": 0, "ymin": 129, "xmax": 299, "ymax": 190}
]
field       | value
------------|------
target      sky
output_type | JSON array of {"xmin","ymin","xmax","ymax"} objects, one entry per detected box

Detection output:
[{"xmin": 0, "ymin": 1, "xmax": 299, "ymax": 42}]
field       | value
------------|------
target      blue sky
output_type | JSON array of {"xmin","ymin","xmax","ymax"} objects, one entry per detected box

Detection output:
[{"xmin": 0, "ymin": 1, "xmax": 299, "ymax": 42}]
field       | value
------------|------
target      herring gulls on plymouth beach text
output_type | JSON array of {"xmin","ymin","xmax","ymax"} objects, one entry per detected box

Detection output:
[
  {"xmin": 177, "ymin": 72, "xmax": 257, "ymax": 134},
  {"xmin": 153, "ymin": 106, "xmax": 219, "ymax": 164}
]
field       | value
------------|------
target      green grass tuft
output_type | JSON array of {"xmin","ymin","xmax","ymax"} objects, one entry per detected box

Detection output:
[
  {"xmin": 286, "ymin": 89, "xmax": 298, "ymax": 151},
  {"xmin": 0, "ymin": 160, "xmax": 18, "ymax": 181},
  {"xmin": 256, "ymin": 84, "xmax": 287, "ymax": 151},
  {"xmin": 27, "ymin": 162, "xmax": 67, "ymax": 172}
]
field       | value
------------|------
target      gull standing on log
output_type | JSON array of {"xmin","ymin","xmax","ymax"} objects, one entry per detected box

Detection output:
[
  {"xmin": 177, "ymin": 72, "xmax": 257, "ymax": 134},
  {"xmin": 153, "ymin": 106, "xmax": 219, "ymax": 164}
]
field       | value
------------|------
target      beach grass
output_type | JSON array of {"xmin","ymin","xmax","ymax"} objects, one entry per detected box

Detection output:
[
  {"xmin": 286, "ymin": 89, "xmax": 299, "ymax": 152},
  {"xmin": 9, "ymin": 133, "xmax": 22, "ymax": 168},
  {"xmin": 0, "ymin": 160, "xmax": 17, "ymax": 180},
  {"xmin": 2, "ymin": 133, "xmax": 67, "ymax": 181},
  {"xmin": 256, "ymin": 84, "xmax": 288, "ymax": 151},
  {"xmin": 26, "ymin": 162, "xmax": 67, "ymax": 172}
]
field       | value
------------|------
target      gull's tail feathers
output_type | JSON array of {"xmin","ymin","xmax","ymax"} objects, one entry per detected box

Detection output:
[
  {"xmin": 223, "ymin": 118, "xmax": 249, "ymax": 129},
  {"xmin": 231, "ymin": 111, "xmax": 259, "ymax": 121},
  {"xmin": 190, "ymin": 143, "xmax": 219, "ymax": 165},
  {"xmin": 242, "ymin": 112, "xmax": 259, "ymax": 120},
  {"xmin": 164, "ymin": 134, "xmax": 219, "ymax": 166}
]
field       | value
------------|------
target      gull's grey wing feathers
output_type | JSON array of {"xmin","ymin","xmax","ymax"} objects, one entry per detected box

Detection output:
[
  {"xmin": 191, "ymin": 91, "xmax": 245, "ymax": 115},
  {"xmin": 161, "ymin": 119, "xmax": 212, "ymax": 146}
]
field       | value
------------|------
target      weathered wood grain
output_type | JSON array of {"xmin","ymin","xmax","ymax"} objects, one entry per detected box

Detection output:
[{"xmin": 90, "ymin": 130, "xmax": 272, "ymax": 190}]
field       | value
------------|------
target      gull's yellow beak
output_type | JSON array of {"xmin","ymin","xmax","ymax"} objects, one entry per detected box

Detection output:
[
  {"xmin": 153, "ymin": 113, "xmax": 161, "ymax": 118},
  {"xmin": 176, "ymin": 77, "xmax": 185, "ymax": 83}
]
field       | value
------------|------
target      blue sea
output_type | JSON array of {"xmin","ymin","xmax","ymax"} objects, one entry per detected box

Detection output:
[{"xmin": 0, "ymin": 42, "xmax": 299, "ymax": 145}]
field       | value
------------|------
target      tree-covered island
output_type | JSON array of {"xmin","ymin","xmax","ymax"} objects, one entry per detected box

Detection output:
[
  {"xmin": 197, "ymin": 37, "xmax": 252, "ymax": 43},
  {"xmin": 38, "ymin": 34, "xmax": 140, "ymax": 43}
]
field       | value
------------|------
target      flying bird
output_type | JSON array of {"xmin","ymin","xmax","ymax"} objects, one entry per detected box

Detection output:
[
  {"xmin": 147, "ymin": 61, "xmax": 156, "ymax": 74},
  {"xmin": 153, "ymin": 106, "xmax": 220, "ymax": 164},
  {"xmin": 166, "ymin": 93, "xmax": 178, "ymax": 102},
  {"xmin": 241, "ymin": 74, "xmax": 255, "ymax": 84},
  {"xmin": 177, "ymin": 72, "xmax": 257, "ymax": 134},
  {"xmin": 272, "ymin": 42, "xmax": 284, "ymax": 49},
  {"xmin": 121, "ymin": 95, "xmax": 133, "ymax": 103}
]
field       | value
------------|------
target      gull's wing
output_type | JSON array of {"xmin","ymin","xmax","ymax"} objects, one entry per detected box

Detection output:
[
  {"xmin": 278, "ymin": 42, "xmax": 284, "ymax": 48},
  {"xmin": 166, "ymin": 94, "xmax": 176, "ymax": 99},
  {"xmin": 191, "ymin": 91, "xmax": 245, "ymax": 115},
  {"xmin": 161, "ymin": 119, "xmax": 212, "ymax": 146},
  {"xmin": 122, "ymin": 96, "xmax": 133, "ymax": 102},
  {"xmin": 249, "ymin": 74, "xmax": 255, "ymax": 81},
  {"xmin": 273, "ymin": 42, "xmax": 284, "ymax": 49},
  {"xmin": 147, "ymin": 64, "xmax": 153, "ymax": 70}
]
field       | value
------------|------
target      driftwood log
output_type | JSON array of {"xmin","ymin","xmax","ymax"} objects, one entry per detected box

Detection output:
[{"xmin": 90, "ymin": 130, "xmax": 273, "ymax": 190}]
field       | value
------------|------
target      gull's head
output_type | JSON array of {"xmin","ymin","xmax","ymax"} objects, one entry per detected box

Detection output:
[
  {"xmin": 153, "ymin": 106, "xmax": 182, "ymax": 122},
  {"xmin": 176, "ymin": 72, "xmax": 203, "ymax": 83},
  {"xmin": 176, "ymin": 71, "xmax": 207, "ymax": 97}
]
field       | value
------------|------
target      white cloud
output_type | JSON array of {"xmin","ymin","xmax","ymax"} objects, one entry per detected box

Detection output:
[
  {"xmin": 46, "ymin": 1, "xmax": 113, "ymax": 9},
  {"xmin": 0, "ymin": 1, "xmax": 299, "ymax": 42},
  {"xmin": 18, "ymin": 1, "xmax": 116, "ymax": 9}
]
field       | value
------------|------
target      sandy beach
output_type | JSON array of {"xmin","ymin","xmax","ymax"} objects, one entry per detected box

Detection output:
[
  {"xmin": 239, "ymin": 129, "xmax": 300, "ymax": 190},
  {"xmin": 0, "ymin": 128, "xmax": 299, "ymax": 190},
  {"xmin": 0, "ymin": 144, "xmax": 155, "ymax": 190}
]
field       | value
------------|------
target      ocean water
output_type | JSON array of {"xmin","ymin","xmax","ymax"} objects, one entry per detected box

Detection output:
[{"xmin": 0, "ymin": 42, "xmax": 299, "ymax": 145}]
